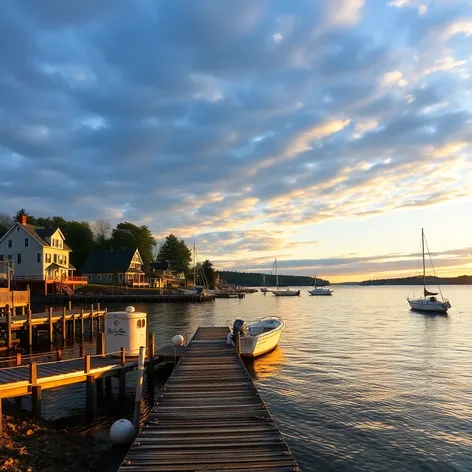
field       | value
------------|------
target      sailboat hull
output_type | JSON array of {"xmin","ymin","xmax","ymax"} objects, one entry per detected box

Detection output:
[
  {"xmin": 408, "ymin": 298, "xmax": 450, "ymax": 313},
  {"xmin": 272, "ymin": 290, "xmax": 300, "ymax": 296},
  {"xmin": 308, "ymin": 288, "xmax": 333, "ymax": 296}
]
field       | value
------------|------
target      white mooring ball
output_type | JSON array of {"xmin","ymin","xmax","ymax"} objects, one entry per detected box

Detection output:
[
  {"xmin": 172, "ymin": 334, "xmax": 184, "ymax": 346},
  {"xmin": 110, "ymin": 419, "xmax": 134, "ymax": 444},
  {"xmin": 125, "ymin": 306, "xmax": 135, "ymax": 313}
]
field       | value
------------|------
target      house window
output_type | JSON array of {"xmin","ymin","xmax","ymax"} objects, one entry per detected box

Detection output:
[
  {"xmin": 88, "ymin": 274, "xmax": 92, "ymax": 280},
  {"xmin": 64, "ymin": 256, "xmax": 67, "ymax": 265},
  {"xmin": 46, "ymin": 253, "xmax": 51, "ymax": 263},
  {"xmin": 0, "ymin": 255, "xmax": 3, "ymax": 261},
  {"xmin": 59, "ymin": 240, "xmax": 63, "ymax": 248},
  {"xmin": 119, "ymin": 273, "xmax": 123, "ymax": 279},
  {"xmin": 8, "ymin": 240, "xmax": 12, "ymax": 248},
  {"xmin": 17, "ymin": 254, "xmax": 22, "ymax": 264},
  {"xmin": 108, "ymin": 273, "xmax": 112, "ymax": 280},
  {"xmin": 97, "ymin": 274, "xmax": 102, "ymax": 281},
  {"xmin": 8, "ymin": 254, "xmax": 12, "ymax": 260},
  {"xmin": 25, "ymin": 238, "xmax": 29, "ymax": 247},
  {"xmin": 54, "ymin": 254, "xmax": 57, "ymax": 263},
  {"xmin": 37, "ymin": 253, "xmax": 41, "ymax": 263}
]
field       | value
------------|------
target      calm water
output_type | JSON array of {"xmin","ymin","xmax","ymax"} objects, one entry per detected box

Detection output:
[{"xmin": 10, "ymin": 286, "xmax": 472, "ymax": 471}]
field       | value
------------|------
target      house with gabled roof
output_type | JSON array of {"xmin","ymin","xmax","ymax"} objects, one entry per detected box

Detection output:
[
  {"xmin": 81, "ymin": 248, "xmax": 149, "ymax": 287},
  {"xmin": 0, "ymin": 215, "xmax": 87, "ymax": 295}
]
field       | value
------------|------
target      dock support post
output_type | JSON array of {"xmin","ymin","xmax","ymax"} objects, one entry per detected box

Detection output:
[
  {"xmin": 147, "ymin": 332, "xmax": 155, "ymax": 360},
  {"xmin": 32, "ymin": 386, "xmax": 42, "ymax": 419},
  {"xmin": 89, "ymin": 304, "xmax": 94, "ymax": 339},
  {"xmin": 133, "ymin": 346, "xmax": 146, "ymax": 433},
  {"xmin": 61, "ymin": 306, "xmax": 67, "ymax": 346},
  {"xmin": 86, "ymin": 375, "xmax": 94, "ymax": 421},
  {"xmin": 119, "ymin": 370, "xmax": 126, "ymax": 401},
  {"xmin": 27, "ymin": 309, "xmax": 33, "ymax": 349},
  {"xmin": 71, "ymin": 314, "xmax": 76, "ymax": 344},
  {"xmin": 68, "ymin": 300, "xmax": 72, "ymax": 312},
  {"xmin": 105, "ymin": 376, "xmax": 112, "ymax": 397},
  {"xmin": 80, "ymin": 344, "xmax": 86, "ymax": 357},
  {"xmin": 80, "ymin": 309, "xmax": 84, "ymax": 342},
  {"xmin": 48, "ymin": 307, "xmax": 53, "ymax": 345},
  {"xmin": 6, "ymin": 305, "xmax": 12, "ymax": 350}
]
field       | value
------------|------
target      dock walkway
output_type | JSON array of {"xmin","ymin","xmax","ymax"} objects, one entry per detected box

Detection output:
[{"xmin": 119, "ymin": 327, "xmax": 300, "ymax": 471}]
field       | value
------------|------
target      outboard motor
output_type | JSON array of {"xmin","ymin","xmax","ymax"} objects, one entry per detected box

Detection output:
[{"xmin": 228, "ymin": 319, "xmax": 247, "ymax": 344}]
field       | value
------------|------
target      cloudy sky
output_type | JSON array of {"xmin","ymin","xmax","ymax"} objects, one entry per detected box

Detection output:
[{"xmin": 1, "ymin": 0, "xmax": 471, "ymax": 281}]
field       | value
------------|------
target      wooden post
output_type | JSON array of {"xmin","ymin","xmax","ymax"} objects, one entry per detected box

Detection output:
[
  {"xmin": 80, "ymin": 344, "xmax": 86, "ymax": 357},
  {"xmin": 48, "ymin": 307, "xmax": 53, "ymax": 345},
  {"xmin": 119, "ymin": 369, "xmax": 126, "ymax": 401},
  {"xmin": 32, "ymin": 386, "xmax": 42, "ymax": 419},
  {"xmin": 56, "ymin": 349, "xmax": 62, "ymax": 361},
  {"xmin": 147, "ymin": 332, "xmax": 155, "ymax": 359},
  {"xmin": 68, "ymin": 300, "xmax": 72, "ymax": 312},
  {"xmin": 30, "ymin": 361, "xmax": 37, "ymax": 384},
  {"xmin": 6, "ymin": 306, "xmax": 12, "ymax": 350},
  {"xmin": 84, "ymin": 355, "xmax": 91, "ymax": 374},
  {"xmin": 120, "ymin": 347, "xmax": 126, "ymax": 366},
  {"xmin": 86, "ymin": 374, "xmax": 94, "ymax": 420},
  {"xmin": 21, "ymin": 305, "xmax": 25, "ymax": 316},
  {"xmin": 61, "ymin": 306, "xmax": 66, "ymax": 345},
  {"xmin": 97, "ymin": 302, "xmax": 100, "ymax": 311},
  {"xmin": 105, "ymin": 376, "xmax": 112, "ymax": 397},
  {"xmin": 16, "ymin": 353, "xmax": 22, "ymax": 366},
  {"xmin": 27, "ymin": 309, "xmax": 33, "ymax": 349},
  {"xmin": 133, "ymin": 346, "xmax": 146, "ymax": 433},
  {"xmin": 80, "ymin": 309, "xmax": 84, "ymax": 342},
  {"xmin": 96, "ymin": 332, "xmax": 105, "ymax": 355},
  {"xmin": 89, "ymin": 305, "xmax": 94, "ymax": 339},
  {"xmin": 71, "ymin": 314, "xmax": 76, "ymax": 344}
]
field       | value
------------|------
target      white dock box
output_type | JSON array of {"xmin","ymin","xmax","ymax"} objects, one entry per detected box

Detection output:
[{"xmin": 104, "ymin": 306, "xmax": 147, "ymax": 356}]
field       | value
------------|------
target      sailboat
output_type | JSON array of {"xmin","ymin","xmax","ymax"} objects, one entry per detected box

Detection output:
[
  {"xmin": 407, "ymin": 229, "xmax": 451, "ymax": 313},
  {"xmin": 260, "ymin": 274, "xmax": 270, "ymax": 293},
  {"xmin": 271, "ymin": 259, "xmax": 300, "ymax": 297},
  {"xmin": 183, "ymin": 244, "xmax": 215, "ymax": 296},
  {"xmin": 308, "ymin": 274, "xmax": 333, "ymax": 296}
]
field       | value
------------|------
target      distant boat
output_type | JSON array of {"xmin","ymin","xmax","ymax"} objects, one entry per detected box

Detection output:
[
  {"xmin": 271, "ymin": 259, "xmax": 300, "ymax": 297},
  {"xmin": 407, "ymin": 228, "xmax": 451, "ymax": 313},
  {"xmin": 227, "ymin": 317, "xmax": 285, "ymax": 357},
  {"xmin": 308, "ymin": 274, "xmax": 333, "ymax": 296},
  {"xmin": 260, "ymin": 274, "xmax": 270, "ymax": 293}
]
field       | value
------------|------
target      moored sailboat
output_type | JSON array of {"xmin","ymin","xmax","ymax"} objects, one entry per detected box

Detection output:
[
  {"xmin": 308, "ymin": 274, "xmax": 333, "ymax": 296},
  {"xmin": 271, "ymin": 258, "xmax": 300, "ymax": 297},
  {"xmin": 407, "ymin": 229, "xmax": 451, "ymax": 313}
]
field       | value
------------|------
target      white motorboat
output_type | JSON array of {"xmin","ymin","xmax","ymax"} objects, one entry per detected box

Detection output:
[
  {"xmin": 227, "ymin": 317, "xmax": 285, "ymax": 358},
  {"xmin": 308, "ymin": 274, "xmax": 333, "ymax": 296},
  {"xmin": 271, "ymin": 258, "xmax": 300, "ymax": 297},
  {"xmin": 407, "ymin": 228, "xmax": 451, "ymax": 314}
]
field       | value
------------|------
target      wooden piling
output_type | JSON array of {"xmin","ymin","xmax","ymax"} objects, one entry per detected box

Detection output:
[
  {"xmin": 105, "ymin": 376, "xmax": 112, "ymax": 397},
  {"xmin": 16, "ymin": 353, "xmax": 22, "ymax": 366},
  {"xmin": 61, "ymin": 306, "xmax": 67, "ymax": 345},
  {"xmin": 80, "ymin": 344, "xmax": 86, "ymax": 357},
  {"xmin": 27, "ymin": 309, "xmax": 33, "ymax": 348},
  {"xmin": 68, "ymin": 300, "xmax": 72, "ymax": 312},
  {"xmin": 89, "ymin": 305, "xmax": 94, "ymax": 338},
  {"xmin": 48, "ymin": 307, "xmax": 53, "ymax": 345},
  {"xmin": 84, "ymin": 355, "xmax": 91, "ymax": 374},
  {"xmin": 56, "ymin": 349, "xmax": 63, "ymax": 361},
  {"xmin": 32, "ymin": 386, "xmax": 42, "ymax": 419},
  {"xmin": 80, "ymin": 309, "xmax": 84, "ymax": 341},
  {"xmin": 71, "ymin": 314, "xmax": 76, "ymax": 344},
  {"xmin": 133, "ymin": 346, "xmax": 146, "ymax": 433},
  {"xmin": 30, "ymin": 361, "xmax": 37, "ymax": 384},
  {"xmin": 6, "ymin": 306, "xmax": 12, "ymax": 350},
  {"xmin": 120, "ymin": 347, "xmax": 126, "ymax": 366},
  {"xmin": 147, "ymin": 332, "xmax": 155, "ymax": 359},
  {"xmin": 86, "ymin": 375, "xmax": 94, "ymax": 420}
]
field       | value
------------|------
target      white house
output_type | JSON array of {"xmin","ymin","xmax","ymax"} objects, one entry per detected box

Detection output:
[{"xmin": 0, "ymin": 215, "xmax": 86, "ymax": 294}]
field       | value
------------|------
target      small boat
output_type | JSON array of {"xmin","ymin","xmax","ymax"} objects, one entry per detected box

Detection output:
[
  {"xmin": 407, "ymin": 228, "xmax": 451, "ymax": 313},
  {"xmin": 308, "ymin": 274, "xmax": 333, "ymax": 296},
  {"xmin": 271, "ymin": 258, "xmax": 300, "ymax": 296},
  {"xmin": 227, "ymin": 317, "xmax": 285, "ymax": 357}
]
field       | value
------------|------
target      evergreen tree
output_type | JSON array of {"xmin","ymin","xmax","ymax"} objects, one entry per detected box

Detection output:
[{"xmin": 157, "ymin": 234, "xmax": 192, "ymax": 273}]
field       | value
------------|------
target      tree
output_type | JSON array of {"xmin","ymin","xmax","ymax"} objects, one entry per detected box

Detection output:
[
  {"xmin": 111, "ymin": 222, "xmax": 156, "ymax": 271},
  {"xmin": 156, "ymin": 234, "xmax": 192, "ymax": 274},
  {"xmin": 0, "ymin": 213, "xmax": 14, "ymax": 239},
  {"xmin": 201, "ymin": 259, "xmax": 216, "ymax": 289},
  {"xmin": 92, "ymin": 219, "xmax": 112, "ymax": 248}
]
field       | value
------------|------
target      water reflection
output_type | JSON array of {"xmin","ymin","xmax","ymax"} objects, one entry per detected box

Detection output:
[{"xmin": 244, "ymin": 346, "xmax": 286, "ymax": 382}]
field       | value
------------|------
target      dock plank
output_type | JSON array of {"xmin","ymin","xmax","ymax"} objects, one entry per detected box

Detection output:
[{"xmin": 119, "ymin": 327, "xmax": 300, "ymax": 472}]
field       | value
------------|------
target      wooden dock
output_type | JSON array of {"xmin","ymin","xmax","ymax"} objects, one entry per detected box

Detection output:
[{"xmin": 119, "ymin": 327, "xmax": 300, "ymax": 471}]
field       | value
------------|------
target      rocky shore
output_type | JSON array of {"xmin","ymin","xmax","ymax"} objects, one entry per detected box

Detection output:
[{"xmin": 0, "ymin": 414, "xmax": 127, "ymax": 472}]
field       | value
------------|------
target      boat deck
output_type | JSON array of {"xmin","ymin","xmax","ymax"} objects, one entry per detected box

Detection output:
[{"xmin": 119, "ymin": 326, "xmax": 300, "ymax": 471}]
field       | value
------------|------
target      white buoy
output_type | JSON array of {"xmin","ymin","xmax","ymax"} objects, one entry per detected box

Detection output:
[
  {"xmin": 110, "ymin": 419, "xmax": 134, "ymax": 444},
  {"xmin": 172, "ymin": 334, "xmax": 184, "ymax": 346}
]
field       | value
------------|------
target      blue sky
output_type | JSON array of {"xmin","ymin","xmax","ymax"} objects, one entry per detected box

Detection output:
[{"xmin": 0, "ymin": 0, "xmax": 471, "ymax": 281}]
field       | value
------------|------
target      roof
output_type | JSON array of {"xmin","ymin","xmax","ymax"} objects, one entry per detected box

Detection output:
[
  {"xmin": 18, "ymin": 224, "xmax": 72, "ymax": 251},
  {"xmin": 81, "ymin": 248, "xmax": 141, "ymax": 274},
  {"xmin": 151, "ymin": 261, "xmax": 169, "ymax": 271}
]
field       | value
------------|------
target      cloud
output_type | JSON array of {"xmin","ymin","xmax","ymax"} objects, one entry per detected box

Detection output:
[{"xmin": 381, "ymin": 71, "xmax": 408, "ymax": 87}]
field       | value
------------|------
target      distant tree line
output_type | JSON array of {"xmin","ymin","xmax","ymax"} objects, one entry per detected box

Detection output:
[
  {"xmin": 359, "ymin": 275, "xmax": 472, "ymax": 285},
  {"xmin": 0, "ymin": 211, "xmax": 216, "ymax": 286},
  {"xmin": 219, "ymin": 271, "xmax": 330, "ymax": 287}
]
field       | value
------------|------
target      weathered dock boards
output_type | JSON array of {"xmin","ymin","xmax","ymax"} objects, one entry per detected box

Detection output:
[{"xmin": 119, "ymin": 327, "xmax": 300, "ymax": 472}]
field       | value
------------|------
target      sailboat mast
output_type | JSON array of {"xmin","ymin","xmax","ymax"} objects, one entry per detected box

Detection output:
[
  {"xmin": 193, "ymin": 243, "xmax": 196, "ymax": 286},
  {"xmin": 275, "ymin": 258, "xmax": 278, "ymax": 287},
  {"xmin": 421, "ymin": 228, "xmax": 425, "ymax": 289},
  {"xmin": 314, "ymin": 274, "xmax": 317, "ymax": 289}
]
